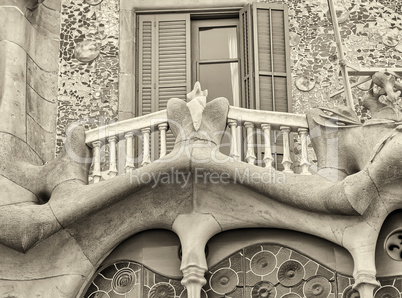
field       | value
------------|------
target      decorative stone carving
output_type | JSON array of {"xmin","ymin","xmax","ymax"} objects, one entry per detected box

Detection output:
[
  {"xmin": 74, "ymin": 40, "xmax": 101, "ymax": 62},
  {"xmin": 111, "ymin": 267, "xmax": 136, "ymax": 294},
  {"xmin": 343, "ymin": 286, "xmax": 360, "ymax": 298},
  {"xmin": 295, "ymin": 75, "xmax": 316, "ymax": 91},
  {"xmin": 289, "ymin": 32, "xmax": 300, "ymax": 47},
  {"xmin": 362, "ymin": 72, "xmax": 402, "ymax": 121},
  {"xmin": 186, "ymin": 82, "xmax": 208, "ymax": 131},
  {"xmin": 382, "ymin": 30, "xmax": 399, "ymax": 47},
  {"xmin": 374, "ymin": 286, "xmax": 400, "ymax": 298},
  {"xmin": 250, "ymin": 251, "xmax": 277, "ymax": 276},
  {"xmin": 180, "ymin": 289, "xmax": 208, "ymax": 298},
  {"xmin": 282, "ymin": 294, "xmax": 302, "ymax": 298},
  {"xmin": 149, "ymin": 282, "xmax": 175, "ymax": 298},
  {"xmin": 278, "ymin": 260, "xmax": 304, "ymax": 287},
  {"xmin": 84, "ymin": 0, "xmax": 104, "ymax": 5},
  {"xmin": 304, "ymin": 276, "xmax": 331, "ymax": 298},
  {"xmin": 251, "ymin": 281, "xmax": 277, "ymax": 298},
  {"xmin": 210, "ymin": 268, "xmax": 238, "ymax": 295},
  {"xmin": 84, "ymin": 261, "xmax": 141, "ymax": 297},
  {"xmin": 385, "ymin": 229, "xmax": 402, "ymax": 261}
]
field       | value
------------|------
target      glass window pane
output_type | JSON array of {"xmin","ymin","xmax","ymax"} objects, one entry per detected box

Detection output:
[
  {"xmin": 199, "ymin": 62, "xmax": 239, "ymax": 106},
  {"xmin": 199, "ymin": 27, "xmax": 238, "ymax": 60}
]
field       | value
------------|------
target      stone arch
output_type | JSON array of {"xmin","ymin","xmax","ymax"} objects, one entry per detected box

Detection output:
[
  {"xmin": 81, "ymin": 229, "xmax": 183, "ymax": 297},
  {"xmin": 81, "ymin": 228, "xmax": 359, "ymax": 297}
]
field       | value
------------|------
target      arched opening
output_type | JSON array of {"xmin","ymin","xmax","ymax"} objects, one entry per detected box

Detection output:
[
  {"xmin": 82, "ymin": 229, "xmax": 182, "ymax": 297},
  {"xmin": 82, "ymin": 228, "xmax": 359, "ymax": 297}
]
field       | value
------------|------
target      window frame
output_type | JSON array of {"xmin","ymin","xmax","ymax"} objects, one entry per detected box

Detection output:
[
  {"xmin": 191, "ymin": 18, "xmax": 241, "ymax": 106},
  {"xmin": 133, "ymin": 4, "xmax": 292, "ymax": 165},
  {"xmin": 134, "ymin": 4, "xmax": 292, "ymax": 115}
]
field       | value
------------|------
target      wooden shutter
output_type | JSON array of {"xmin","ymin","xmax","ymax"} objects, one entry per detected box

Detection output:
[
  {"xmin": 239, "ymin": 5, "xmax": 255, "ymax": 109},
  {"xmin": 240, "ymin": 4, "xmax": 291, "ymax": 167},
  {"xmin": 138, "ymin": 14, "xmax": 190, "ymax": 114},
  {"xmin": 239, "ymin": 3, "xmax": 291, "ymax": 112},
  {"xmin": 138, "ymin": 14, "xmax": 190, "ymax": 158}
]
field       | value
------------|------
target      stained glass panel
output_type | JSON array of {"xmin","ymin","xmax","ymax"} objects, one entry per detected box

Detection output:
[{"xmin": 83, "ymin": 245, "xmax": 402, "ymax": 298}]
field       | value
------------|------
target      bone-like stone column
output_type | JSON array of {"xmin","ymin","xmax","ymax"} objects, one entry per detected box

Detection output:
[
  {"xmin": 124, "ymin": 132, "xmax": 135, "ymax": 172},
  {"xmin": 280, "ymin": 126, "xmax": 294, "ymax": 173},
  {"xmin": 261, "ymin": 124, "xmax": 274, "ymax": 169},
  {"xmin": 158, "ymin": 123, "xmax": 168, "ymax": 158},
  {"xmin": 108, "ymin": 135, "xmax": 118, "ymax": 177},
  {"xmin": 228, "ymin": 119, "xmax": 240, "ymax": 161},
  {"xmin": 353, "ymin": 274, "xmax": 380, "ymax": 298},
  {"xmin": 298, "ymin": 128, "xmax": 311, "ymax": 175},
  {"xmin": 141, "ymin": 127, "xmax": 151, "ymax": 166},
  {"xmin": 92, "ymin": 140, "xmax": 102, "ymax": 183},
  {"xmin": 172, "ymin": 213, "xmax": 221, "ymax": 298},
  {"xmin": 244, "ymin": 122, "xmax": 256, "ymax": 165}
]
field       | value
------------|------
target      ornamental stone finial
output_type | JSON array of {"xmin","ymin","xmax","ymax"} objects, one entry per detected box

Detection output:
[
  {"xmin": 186, "ymin": 81, "xmax": 208, "ymax": 101},
  {"xmin": 186, "ymin": 82, "xmax": 208, "ymax": 131}
]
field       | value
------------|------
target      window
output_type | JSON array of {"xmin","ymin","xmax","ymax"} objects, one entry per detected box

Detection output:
[
  {"xmin": 136, "ymin": 3, "xmax": 291, "ymax": 114},
  {"xmin": 240, "ymin": 3, "xmax": 291, "ymax": 112},
  {"xmin": 192, "ymin": 19, "xmax": 240, "ymax": 106},
  {"xmin": 136, "ymin": 3, "xmax": 291, "ymax": 162}
]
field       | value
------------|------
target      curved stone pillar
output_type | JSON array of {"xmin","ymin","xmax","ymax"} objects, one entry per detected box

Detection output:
[{"xmin": 173, "ymin": 213, "xmax": 221, "ymax": 298}]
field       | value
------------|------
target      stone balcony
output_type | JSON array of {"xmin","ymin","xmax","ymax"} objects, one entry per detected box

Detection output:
[{"xmin": 2, "ymin": 81, "xmax": 402, "ymax": 297}]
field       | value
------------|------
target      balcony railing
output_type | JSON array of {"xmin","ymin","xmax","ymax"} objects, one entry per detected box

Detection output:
[{"xmin": 85, "ymin": 107, "xmax": 312, "ymax": 183}]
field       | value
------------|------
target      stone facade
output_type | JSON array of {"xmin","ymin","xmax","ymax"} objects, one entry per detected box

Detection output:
[
  {"xmin": 56, "ymin": 0, "xmax": 402, "ymax": 152},
  {"xmin": 1, "ymin": 0, "xmax": 402, "ymax": 298}
]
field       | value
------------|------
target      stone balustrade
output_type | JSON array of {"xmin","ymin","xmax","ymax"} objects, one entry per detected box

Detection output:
[
  {"xmin": 85, "ymin": 110, "xmax": 168, "ymax": 183},
  {"xmin": 85, "ymin": 106, "xmax": 313, "ymax": 183},
  {"xmin": 227, "ymin": 107, "xmax": 312, "ymax": 175}
]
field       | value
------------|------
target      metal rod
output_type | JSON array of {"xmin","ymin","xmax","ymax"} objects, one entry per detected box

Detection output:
[
  {"xmin": 330, "ymin": 77, "xmax": 372, "ymax": 98},
  {"xmin": 327, "ymin": 0, "xmax": 355, "ymax": 110}
]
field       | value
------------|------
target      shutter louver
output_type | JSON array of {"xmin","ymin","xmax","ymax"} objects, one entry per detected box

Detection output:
[
  {"xmin": 138, "ymin": 14, "xmax": 190, "ymax": 159},
  {"xmin": 157, "ymin": 16, "xmax": 189, "ymax": 154},
  {"xmin": 274, "ymin": 77, "xmax": 288, "ymax": 112},
  {"xmin": 239, "ymin": 3, "xmax": 291, "ymax": 168},
  {"xmin": 139, "ymin": 19, "xmax": 153, "ymax": 115},
  {"xmin": 257, "ymin": 9, "xmax": 271, "ymax": 73},
  {"xmin": 239, "ymin": 5, "xmax": 255, "ymax": 109},
  {"xmin": 271, "ymin": 10, "xmax": 286, "ymax": 73},
  {"xmin": 239, "ymin": 3, "xmax": 291, "ymax": 112}
]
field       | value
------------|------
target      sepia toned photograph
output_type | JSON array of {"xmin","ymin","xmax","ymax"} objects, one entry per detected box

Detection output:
[{"xmin": 0, "ymin": 0, "xmax": 402, "ymax": 297}]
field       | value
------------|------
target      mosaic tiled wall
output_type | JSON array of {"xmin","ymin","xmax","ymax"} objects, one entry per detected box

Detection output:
[
  {"xmin": 83, "ymin": 243, "xmax": 402, "ymax": 298},
  {"xmin": 58, "ymin": 0, "xmax": 119, "ymax": 152},
  {"xmin": 282, "ymin": 0, "xmax": 402, "ymax": 119},
  {"xmin": 57, "ymin": 0, "xmax": 402, "ymax": 150}
]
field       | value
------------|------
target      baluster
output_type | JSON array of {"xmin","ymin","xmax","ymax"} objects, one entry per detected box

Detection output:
[
  {"xmin": 244, "ymin": 122, "xmax": 256, "ymax": 165},
  {"xmin": 108, "ymin": 135, "xmax": 118, "ymax": 177},
  {"xmin": 92, "ymin": 141, "xmax": 102, "ymax": 183},
  {"xmin": 261, "ymin": 124, "xmax": 274, "ymax": 169},
  {"xmin": 124, "ymin": 132, "xmax": 135, "ymax": 173},
  {"xmin": 298, "ymin": 128, "xmax": 311, "ymax": 175},
  {"xmin": 141, "ymin": 127, "xmax": 151, "ymax": 166},
  {"xmin": 228, "ymin": 119, "xmax": 240, "ymax": 161},
  {"xmin": 158, "ymin": 123, "xmax": 168, "ymax": 159},
  {"xmin": 280, "ymin": 126, "xmax": 293, "ymax": 173}
]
